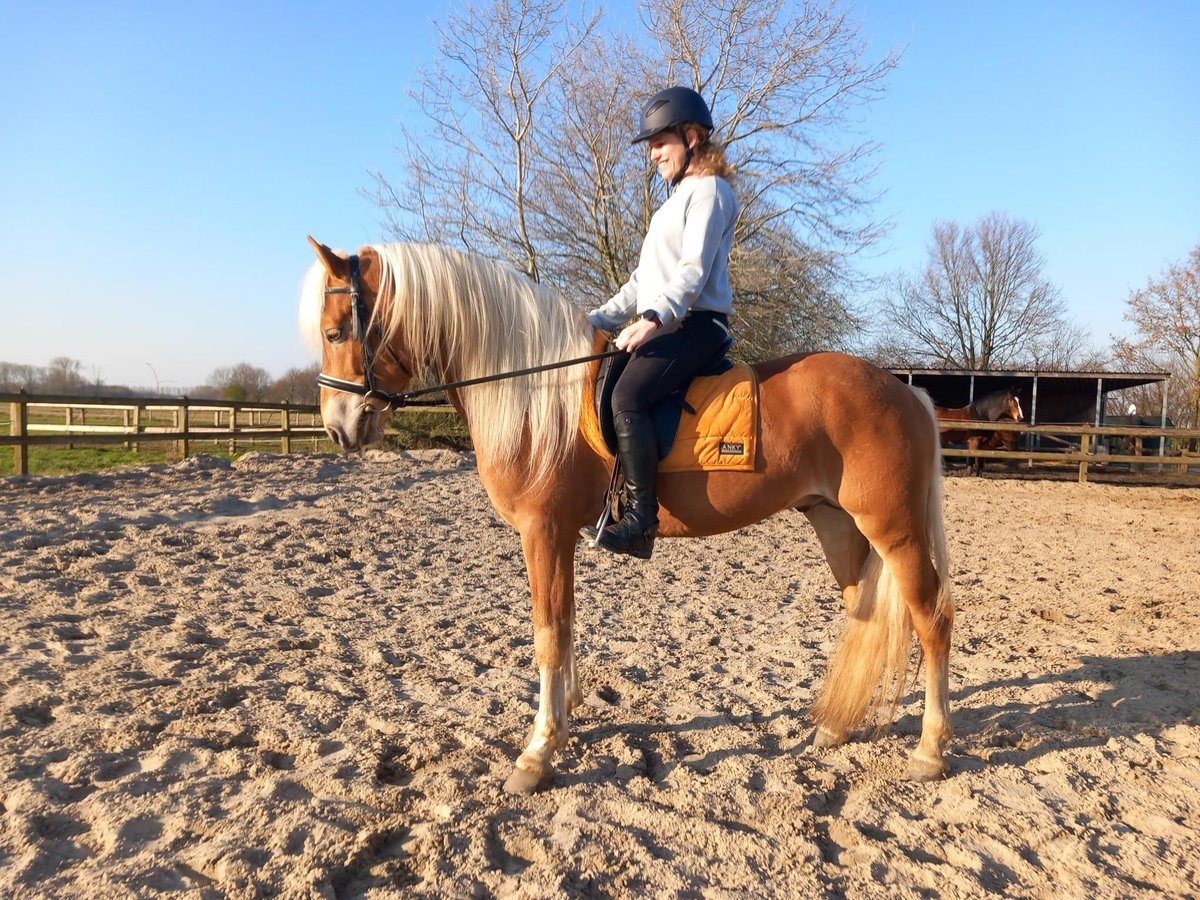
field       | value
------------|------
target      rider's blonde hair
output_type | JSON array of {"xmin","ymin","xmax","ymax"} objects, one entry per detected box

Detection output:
[{"xmin": 685, "ymin": 124, "xmax": 735, "ymax": 182}]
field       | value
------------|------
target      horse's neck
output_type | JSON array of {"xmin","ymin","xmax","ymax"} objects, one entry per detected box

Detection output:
[{"xmin": 969, "ymin": 398, "xmax": 998, "ymax": 420}]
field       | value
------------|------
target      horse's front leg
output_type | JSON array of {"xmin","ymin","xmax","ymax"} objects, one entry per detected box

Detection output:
[
  {"xmin": 968, "ymin": 435, "xmax": 983, "ymax": 476},
  {"xmin": 504, "ymin": 522, "xmax": 578, "ymax": 795}
]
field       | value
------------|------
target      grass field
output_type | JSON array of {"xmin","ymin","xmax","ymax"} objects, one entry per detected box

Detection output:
[{"xmin": 1, "ymin": 406, "xmax": 471, "ymax": 477}]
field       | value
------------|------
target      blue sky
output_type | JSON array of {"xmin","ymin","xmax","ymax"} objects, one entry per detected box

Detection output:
[{"xmin": 2, "ymin": 1, "xmax": 1197, "ymax": 389}]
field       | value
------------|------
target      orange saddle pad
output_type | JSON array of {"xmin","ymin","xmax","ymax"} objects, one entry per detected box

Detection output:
[{"xmin": 581, "ymin": 363, "xmax": 759, "ymax": 473}]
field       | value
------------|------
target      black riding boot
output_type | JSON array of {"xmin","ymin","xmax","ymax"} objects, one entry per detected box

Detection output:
[{"xmin": 596, "ymin": 412, "xmax": 659, "ymax": 559}]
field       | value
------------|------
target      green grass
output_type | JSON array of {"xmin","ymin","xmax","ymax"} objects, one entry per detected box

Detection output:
[
  {"xmin": 1, "ymin": 421, "xmax": 471, "ymax": 477},
  {"xmin": 1, "ymin": 445, "xmax": 176, "ymax": 477}
]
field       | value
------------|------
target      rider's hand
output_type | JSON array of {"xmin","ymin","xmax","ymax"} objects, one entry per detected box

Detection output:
[{"xmin": 615, "ymin": 318, "xmax": 660, "ymax": 352}]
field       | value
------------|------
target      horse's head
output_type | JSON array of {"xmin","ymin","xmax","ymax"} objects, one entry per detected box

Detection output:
[
  {"xmin": 302, "ymin": 237, "xmax": 415, "ymax": 451},
  {"xmin": 1004, "ymin": 387, "xmax": 1024, "ymax": 422}
]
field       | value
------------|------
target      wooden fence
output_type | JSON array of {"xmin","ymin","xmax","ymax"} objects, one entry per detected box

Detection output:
[
  {"xmin": 940, "ymin": 420, "xmax": 1200, "ymax": 482},
  {"xmin": 5, "ymin": 392, "xmax": 1198, "ymax": 483},
  {"xmin": 1, "ymin": 392, "xmax": 332, "ymax": 476}
]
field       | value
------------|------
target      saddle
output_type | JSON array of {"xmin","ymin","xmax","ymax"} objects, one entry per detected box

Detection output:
[{"xmin": 580, "ymin": 334, "xmax": 758, "ymax": 474}]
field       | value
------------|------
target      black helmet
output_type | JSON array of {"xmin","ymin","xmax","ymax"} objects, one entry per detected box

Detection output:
[{"xmin": 632, "ymin": 86, "xmax": 713, "ymax": 144}]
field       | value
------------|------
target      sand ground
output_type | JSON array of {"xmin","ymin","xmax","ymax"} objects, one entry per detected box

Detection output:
[{"xmin": 1, "ymin": 450, "xmax": 1198, "ymax": 898}]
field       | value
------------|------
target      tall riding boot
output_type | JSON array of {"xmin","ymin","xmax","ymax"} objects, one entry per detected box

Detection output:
[{"xmin": 596, "ymin": 412, "xmax": 659, "ymax": 559}]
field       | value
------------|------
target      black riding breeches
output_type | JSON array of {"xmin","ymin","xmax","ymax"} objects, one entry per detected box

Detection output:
[{"xmin": 610, "ymin": 311, "xmax": 730, "ymax": 417}]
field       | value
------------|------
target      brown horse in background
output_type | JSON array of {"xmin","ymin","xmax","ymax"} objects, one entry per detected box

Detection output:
[
  {"xmin": 936, "ymin": 388, "xmax": 1023, "ymax": 476},
  {"xmin": 300, "ymin": 238, "xmax": 955, "ymax": 793}
]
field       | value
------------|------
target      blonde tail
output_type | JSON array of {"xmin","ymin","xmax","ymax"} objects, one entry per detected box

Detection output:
[{"xmin": 812, "ymin": 548, "xmax": 914, "ymax": 738}]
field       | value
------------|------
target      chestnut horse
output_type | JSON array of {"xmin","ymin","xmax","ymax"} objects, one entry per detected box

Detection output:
[
  {"xmin": 300, "ymin": 239, "xmax": 954, "ymax": 793},
  {"xmin": 936, "ymin": 388, "xmax": 1023, "ymax": 476}
]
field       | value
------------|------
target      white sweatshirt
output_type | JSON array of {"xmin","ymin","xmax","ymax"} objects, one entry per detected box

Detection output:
[{"xmin": 588, "ymin": 175, "xmax": 737, "ymax": 330}]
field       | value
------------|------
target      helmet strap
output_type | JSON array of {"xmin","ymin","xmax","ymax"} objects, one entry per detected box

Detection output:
[{"xmin": 671, "ymin": 125, "xmax": 694, "ymax": 188}]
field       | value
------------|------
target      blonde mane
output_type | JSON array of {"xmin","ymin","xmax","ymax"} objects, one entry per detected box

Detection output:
[{"xmin": 300, "ymin": 243, "xmax": 595, "ymax": 484}]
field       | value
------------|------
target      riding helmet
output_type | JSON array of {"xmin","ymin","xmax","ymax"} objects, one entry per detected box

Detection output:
[{"xmin": 632, "ymin": 86, "xmax": 714, "ymax": 144}]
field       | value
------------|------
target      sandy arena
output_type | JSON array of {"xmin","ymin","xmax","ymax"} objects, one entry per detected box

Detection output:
[{"xmin": 1, "ymin": 450, "xmax": 1198, "ymax": 898}]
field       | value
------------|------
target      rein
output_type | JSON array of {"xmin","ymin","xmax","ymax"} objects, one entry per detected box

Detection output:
[{"xmin": 315, "ymin": 254, "xmax": 624, "ymax": 412}]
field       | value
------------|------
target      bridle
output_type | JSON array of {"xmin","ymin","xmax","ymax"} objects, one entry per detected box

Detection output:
[
  {"xmin": 315, "ymin": 253, "xmax": 623, "ymax": 413},
  {"xmin": 315, "ymin": 254, "xmax": 414, "ymax": 412}
]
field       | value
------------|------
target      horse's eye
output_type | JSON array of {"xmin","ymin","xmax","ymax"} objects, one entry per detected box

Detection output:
[{"xmin": 325, "ymin": 325, "xmax": 346, "ymax": 344}]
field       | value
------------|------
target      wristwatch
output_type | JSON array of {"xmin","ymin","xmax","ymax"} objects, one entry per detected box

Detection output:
[{"xmin": 641, "ymin": 309, "xmax": 662, "ymax": 329}]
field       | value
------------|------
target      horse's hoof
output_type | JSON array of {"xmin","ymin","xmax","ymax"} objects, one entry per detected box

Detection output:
[
  {"xmin": 905, "ymin": 754, "xmax": 947, "ymax": 781},
  {"xmin": 503, "ymin": 764, "xmax": 549, "ymax": 795},
  {"xmin": 811, "ymin": 726, "xmax": 847, "ymax": 750}
]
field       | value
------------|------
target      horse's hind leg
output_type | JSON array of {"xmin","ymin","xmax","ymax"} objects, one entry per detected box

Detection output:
[
  {"xmin": 802, "ymin": 504, "xmax": 870, "ymax": 749},
  {"xmin": 882, "ymin": 540, "xmax": 953, "ymax": 780},
  {"xmin": 504, "ymin": 523, "xmax": 577, "ymax": 795},
  {"xmin": 804, "ymin": 504, "xmax": 871, "ymax": 612}
]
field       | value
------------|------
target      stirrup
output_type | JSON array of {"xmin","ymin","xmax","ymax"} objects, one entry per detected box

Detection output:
[{"xmin": 582, "ymin": 455, "xmax": 623, "ymax": 547}]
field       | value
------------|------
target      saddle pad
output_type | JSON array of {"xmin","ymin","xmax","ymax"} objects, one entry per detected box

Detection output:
[{"xmin": 580, "ymin": 362, "xmax": 758, "ymax": 473}]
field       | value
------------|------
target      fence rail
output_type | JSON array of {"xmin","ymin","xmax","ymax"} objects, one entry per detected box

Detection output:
[
  {"xmin": 939, "ymin": 419, "xmax": 1200, "ymax": 482},
  {"xmin": 2, "ymin": 392, "xmax": 331, "ymax": 476}
]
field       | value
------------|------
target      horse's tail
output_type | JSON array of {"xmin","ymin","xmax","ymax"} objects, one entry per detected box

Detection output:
[
  {"xmin": 811, "ymin": 547, "xmax": 913, "ymax": 738},
  {"xmin": 811, "ymin": 388, "xmax": 951, "ymax": 739},
  {"xmin": 915, "ymin": 387, "xmax": 952, "ymax": 622}
]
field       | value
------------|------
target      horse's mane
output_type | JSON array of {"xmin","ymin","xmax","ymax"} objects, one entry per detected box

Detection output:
[{"xmin": 300, "ymin": 243, "xmax": 594, "ymax": 485}]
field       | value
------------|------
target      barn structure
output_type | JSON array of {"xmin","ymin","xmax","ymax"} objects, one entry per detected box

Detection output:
[
  {"xmin": 887, "ymin": 367, "xmax": 1172, "ymax": 426},
  {"xmin": 888, "ymin": 367, "xmax": 1175, "ymax": 458}
]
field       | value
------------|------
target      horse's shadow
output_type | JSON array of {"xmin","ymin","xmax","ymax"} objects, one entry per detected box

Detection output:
[
  {"xmin": 557, "ymin": 707, "xmax": 809, "ymax": 789},
  {"xmin": 902, "ymin": 649, "xmax": 1200, "ymax": 771},
  {"xmin": 555, "ymin": 651, "xmax": 1199, "ymax": 784}
]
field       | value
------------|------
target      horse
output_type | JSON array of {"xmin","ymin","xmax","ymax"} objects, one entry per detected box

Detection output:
[
  {"xmin": 299, "ymin": 238, "xmax": 954, "ymax": 793},
  {"xmin": 936, "ymin": 388, "xmax": 1023, "ymax": 476}
]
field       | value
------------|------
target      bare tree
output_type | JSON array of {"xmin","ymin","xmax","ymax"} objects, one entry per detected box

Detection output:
[
  {"xmin": 375, "ymin": 0, "xmax": 600, "ymax": 281},
  {"xmin": 373, "ymin": 0, "xmax": 896, "ymax": 358},
  {"xmin": 270, "ymin": 365, "xmax": 322, "ymax": 405},
  {"xmin": 43, "ymin": 357, "xmax": 87, "ymax": 394},
  {"xmin": 207, "ymin": 363, "xmax": 273, "ymax": 402},
  {"xmin": 881, "ymin": 213, "xmax": 1084, "ymax": 369},
  {"xmin": 1113, "ymin": 244, "xmax": 1200, "ymax": 428},
  {"xmin": 0, "ymin": 362, "xmax": 42, "ymax": 391},
  {"xmin": 642, "ymin": 0, "xmax": 893, "ymax": 254}
]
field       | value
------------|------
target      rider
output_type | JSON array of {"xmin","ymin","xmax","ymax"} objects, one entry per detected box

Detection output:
[{"xmin": 585, "ymin": 86, "xmax": 739, "ymax": 559}]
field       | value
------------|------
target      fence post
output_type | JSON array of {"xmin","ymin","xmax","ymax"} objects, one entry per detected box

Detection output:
[
  {"xmin": 177, "ymin": 400, "xmax": 189, "ymax": 460},
  {"xmin": 229, "ymin": 406, "xmax": 238, "ymax": 455},
  {"xmin": 132, "ymin": 404, "xmax": 142, "ymax": 454},
  {"xmin": 280, "ymin": 402, "xmax": 291, "ymax": 453},
  {"xmin": 11, "ymin": 397, "xmax": 28, "ymax": 476},
  {"xmin": 1078, "ymin": 425, "xmax": 1091, "ymax": 483}
]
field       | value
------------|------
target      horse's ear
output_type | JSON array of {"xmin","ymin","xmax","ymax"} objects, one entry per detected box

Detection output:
[{"xmin": 307, "ymin": 236, "xmax": 350, "ymax": 282}]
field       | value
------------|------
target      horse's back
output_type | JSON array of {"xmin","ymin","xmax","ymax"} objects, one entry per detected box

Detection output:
[
  {"xmin": 753, "ymin": 351, "xmax": 934, "ymax": 445},
  {"xmin": 657, "ymin": 351, "xmax": 936, "ymax": 535}
]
